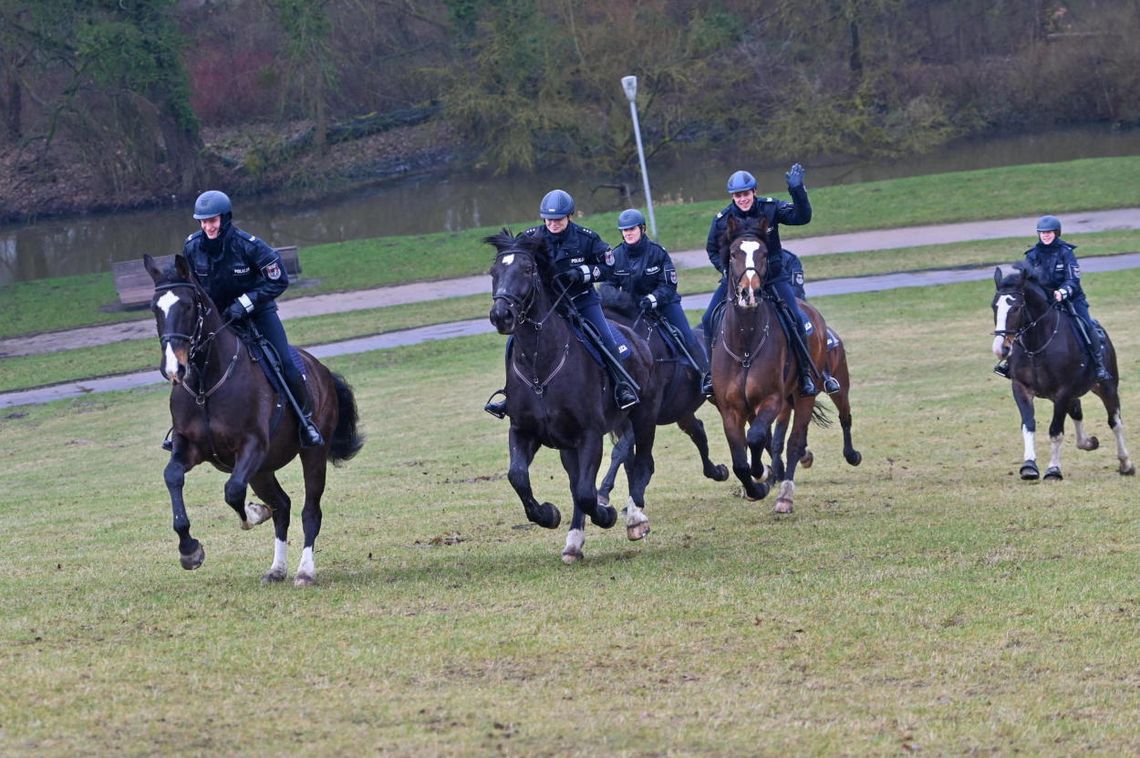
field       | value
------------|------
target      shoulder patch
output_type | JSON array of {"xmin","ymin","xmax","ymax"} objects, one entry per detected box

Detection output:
[{"xmin": 579, "ymin": 226, "xmax": 599, "ymax": 238}]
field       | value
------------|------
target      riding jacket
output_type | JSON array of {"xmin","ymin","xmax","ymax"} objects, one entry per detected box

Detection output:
[
  {"xmin": 523, "ymin": 222, "xmax": 615, "ymax": 302},
  {"xmin": 704, "ymin": 184, "xmax": 812, "ymax": 280},
  {"xmin": 183, "ymin": 223, "xmax": 287, "ymax": 315},
  {"xmin": 609, "ymin": 236, "xmax": 680, "ymax": 308},
  {"xmin": 1023, "ymin": 238, "xmax": 1085, "ymax": 303},
  {"xmin": 783, "ymin": 250, "xmax": 806, "ymax": 300}
]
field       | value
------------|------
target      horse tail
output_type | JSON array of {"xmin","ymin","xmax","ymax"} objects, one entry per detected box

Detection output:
[
  {"xmin": 329, "ymin": 372, "xmax": 365, "ymax": 466},
  {"xmin": 810, "ymin": 399, "xmax": 833, "ymax": 429}
]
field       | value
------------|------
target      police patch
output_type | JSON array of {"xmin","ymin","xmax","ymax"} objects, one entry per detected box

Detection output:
[
  {"xmin": 604, "ymin": 250, "xmax": 615, "ymax": 267},
  {"xmin": 264, "ymin": 262, "xmax": 282, "ymax": 280},
  {"xmin": 669, "ymin": 270, "xmax": 678, "ymax": 285}
]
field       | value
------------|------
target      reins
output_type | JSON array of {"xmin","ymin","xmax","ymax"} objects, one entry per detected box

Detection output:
[
  {"xmin": 154, "ymin": 281, "xmax": 242, "ymax": 404},
  {"xmin": 494, "ymin": 251, "xmax": 576, "ymax": 396}
]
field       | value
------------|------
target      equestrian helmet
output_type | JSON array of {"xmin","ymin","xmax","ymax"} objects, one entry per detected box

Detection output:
[
  {"xmin": 539, "ymin": 189, "xmax": 575, "ymax": 219},
  {"xmin": 193, "ymin": 190, "xmax": 232, "ymax": 220},
  {"xmin": 617, "ymin": 208, "xmax": 646, "ymax": 230},
  {"xmin": 1035, "ymin": 215, "xmax": 1062, "ymax": 234},
  {"xmin": 726, "ymin": 170, "xmax": 757, "ymax": 194}
]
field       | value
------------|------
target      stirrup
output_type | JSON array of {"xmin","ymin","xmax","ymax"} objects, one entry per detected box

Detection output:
[
  {"xmin": 993, "ymin": 361, "xmax": 1010, "ymax": 379},
  {"xmin": 701, "ymin": 372, "xmax": 715, "ymax": 398},
  {"xmin": 616, "ymin": 384, "xmax": 639, "ymax": 410},
  {"xmin": 300, "ymin": 419, "xmax": 324, "ymax": 448},
  {"xmin": 484, "ymin": 389, "xmax": 508, "ymax": 419},
  {"xmin": 823, "ymin": 375, "xmax": 841, "ymax": 394},
  {"xmin": 161, "ymin": 438, "xmax": 173, "ymax": 452}
]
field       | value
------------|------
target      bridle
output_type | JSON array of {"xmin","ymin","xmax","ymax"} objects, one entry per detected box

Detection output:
[
  {"xmin": 153, "ymin": 280, "xmax": 240, "ymax": 402},
  {"xmin": 993, "ymin": 286, "xmax": 1062, "ymax": 357},
  {"xmin": 491, "ymin": 250, "xmax": 569, "ymax": 330},
  {"xmin": 728, "ymin": 235, "xmax": 767, "ymax": 306}
]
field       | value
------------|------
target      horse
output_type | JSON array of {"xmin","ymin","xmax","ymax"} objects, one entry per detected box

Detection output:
[
  {"xmin": 485, "ymin": 230, "xmax": 661, "ymax": 563},
  {"xmin": 596, "ymin": 288, "xmax": 728, "ymax": 505},
  {"xmin": 144, "ymin": 254, "xmax": 364, "ymax": 586},
  {"xmin": 991, "ymin": 263, "xmax": 1133, "ymax": 479},
  {"xmin": 708, "ymin": 215, "xmax": 834, "ymax": 512},
  {"xmin": 768, "ymin": 327, "xmax": 862, "ymax": 480}
]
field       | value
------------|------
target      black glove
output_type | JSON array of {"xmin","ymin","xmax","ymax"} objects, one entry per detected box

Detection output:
[
  {"xmin": 786, "ymin": 162, "xmax": 805, "ymax": 189},
  {"xmin": 224, "ymin": 301, "xmax": 248, "ymax": 322},
  {"xmin": 556, "ymin": 266, "xmax": 585, "ymax": 288},
  {"xmin": 639, "ymin": 295, "xmax": 657, "ymax": 311}
]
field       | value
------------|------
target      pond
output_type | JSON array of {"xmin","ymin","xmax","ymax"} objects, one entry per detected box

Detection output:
[{"xmin": 2, "ymin": 124, "xmax": 1139, "ymax": 285}]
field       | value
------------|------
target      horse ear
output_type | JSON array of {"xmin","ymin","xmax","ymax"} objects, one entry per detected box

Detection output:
[
  {"xmin": 174, "ymin": 254, "xmax": 192, "ymax": 280},
  {"xmin": 143, "ymin": 254, "xmax": 162, "ymax": 284},
  {"xmin": 994, "ymin": 266, "xmax": 1002, "ymax": 288}
]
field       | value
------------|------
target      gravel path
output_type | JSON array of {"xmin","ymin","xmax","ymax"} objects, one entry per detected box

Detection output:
[{"xmin": 2, "ymin": 209, "xmax": 1138, "ymax": 408}]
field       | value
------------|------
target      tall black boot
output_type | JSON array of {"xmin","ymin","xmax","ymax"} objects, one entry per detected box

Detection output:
[
  {"xmin": 286, "ymin": 373, "xmax": 325, "ymax": 448},
  {"xmin": 484, "ymin": 389, "xmax": 508, "ymax": 419},
  {"xmin": 788, "ymin": 320, "xmax": 818, "ymax": 397},
  {"xmin": 1089, "ymin": 340, "xmax": 1112, "ymax": 383}
]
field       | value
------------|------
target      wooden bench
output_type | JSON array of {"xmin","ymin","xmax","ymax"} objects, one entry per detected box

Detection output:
[{"xmin": 112, "ymin": 246, "xmax": 301, "ymax": 308}]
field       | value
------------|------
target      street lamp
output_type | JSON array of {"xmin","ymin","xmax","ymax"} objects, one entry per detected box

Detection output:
[{"xmin": 620, "ymin": 75, "xmax": 657, "ymax": 239}]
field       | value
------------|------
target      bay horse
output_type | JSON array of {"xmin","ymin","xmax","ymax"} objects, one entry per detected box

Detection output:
[
  {"xmin": 991, "ymin": 263, "xmax": 1133, "ymax": 479},
  {"xmin": 486, "ymin": 230, "xmax": 661, "ymax": 563},
  {"xmin": 597, "ymin": 289, "xmax": 728, "ymax": 505},
  {"xmin": 709, "ymin": 216, "xmax": 833, "ymax": 512},
  {"xmin": 145, "ymin": 254, "xmax": 364, "ymax": 586},
  {"xmin": 769, "ymin": 327, "xmax": 862, "ymax": 479}
]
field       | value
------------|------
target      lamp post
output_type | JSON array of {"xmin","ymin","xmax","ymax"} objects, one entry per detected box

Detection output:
[{"xmin": 620, "ymin": 75, "xmax": 657, "ymax": 238}]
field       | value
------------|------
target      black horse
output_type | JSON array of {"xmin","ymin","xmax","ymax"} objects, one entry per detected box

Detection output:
[
  {"xmin": 145, "ymin": 254, "xmax": 364, "ymax": 585},
  {"xmin": 597, "ymin": 288, "xmax": 728, "ymax": 505},
  {"xmin": 991, "ymin": 263, "xmax": 1133, "ymax": 479},
  {"xmin": 486, "ymin": 230, "xmax": 661, "ymax": 563}
]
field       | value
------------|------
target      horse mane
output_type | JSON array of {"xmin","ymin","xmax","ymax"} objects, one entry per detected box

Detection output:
[{"xmin": 599, "ymin": 282, "xmax": 638, "ymax": 319}]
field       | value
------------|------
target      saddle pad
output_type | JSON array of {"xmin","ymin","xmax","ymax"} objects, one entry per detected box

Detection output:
[
  {"xmin": 826, "ymin": 326, "xmax": 841, "ymax": 351},
  {"xmin": 573, "ymin": 319, "xmax": 633, "ymax": 368},
  {"xmin": 249, "ymin": 341, "xmax": 307, "ymax": 389}
]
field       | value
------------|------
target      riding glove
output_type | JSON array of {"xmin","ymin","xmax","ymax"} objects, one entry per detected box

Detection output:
[
  {"xmin": 224, "ymin": 301, "xmax": 248, "ymax": 322},
  {"xmin": 639, "ymin": 295, "xmax": 657, "ymax": 311},
  {"xmin": 786, "ymin": 163, "xmax": 805, "ymax": 189}
]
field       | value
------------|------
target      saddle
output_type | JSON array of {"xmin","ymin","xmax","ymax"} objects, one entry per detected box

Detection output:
[
  {"xmin": 567, "ymin": 313, "xmax": 634, "ymax": 369},
  {"xmin": 232, "ymin": 323, "xmax": 307, "ymax": 393}
]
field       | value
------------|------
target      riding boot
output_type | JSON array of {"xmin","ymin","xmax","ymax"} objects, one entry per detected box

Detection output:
[
  {"xmin": 612, "ymin": 369, "xmax": 640, "ymax": 410},
  {"xmin": 993, "ymin": 359, "xmax": 1010, "ymax": 379},
  {"xmin": 701, "ymin": 371, "xmax": 715, "ymax": 398},
  {"xmin": 1088, "ymin": 341, "xmax": 1113, "ymax": 383},
  {"xmin": 161, "ymin": 427, "xmax": 174, "ymax": 452},
  {"xmin": 789, "ymin": 322, "xmax": 818, "ymax": 397},
  {"xmin": 822, "ymin": 371, "xmax": 841, "ymax": 394},
  {"xmin": 484, "ymin": 389, "xmax": 508, "ymax": 419},
  {"xmin": 286, "ymin": 373, "xmax": 325, "ymax": 448}
]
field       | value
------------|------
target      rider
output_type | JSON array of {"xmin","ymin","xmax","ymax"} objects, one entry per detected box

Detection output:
[
  {"xmin": 484, "ymin": 189, "xmax": 640, "ymax": 418},
  {"xmin": 699, "ymin": 165, "xmax": 822, "ymax": 397},
  {"xmin": 163, "ymin": 190, "xmax": 324, "ymax": 450},
  {"xmin": 605, "ymin": 208, "xmax": 708, "ymax": 379},
  {"xmin": 993, "ymin": 214, "xmax": 1112, "ymax": 383}
]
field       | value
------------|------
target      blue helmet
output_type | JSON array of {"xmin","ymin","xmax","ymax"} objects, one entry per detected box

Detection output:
[
  {"xmin": 1036, "ymin": 215, "xmax": 1062, "ymax": 234},
  {"xmin": 193, "ymin": 190, "xmax": 232, "ymax": 220},
  {"xmin": 726, "ymin": 170, "xmax": 757, "ymax": 194},
  {"xmin": 539, "ymin": 189, "xmax": 575, "ymax": 219},
  {"xmin": 617, "ymin": 208, "xmax": 646, "ymax": 230}
]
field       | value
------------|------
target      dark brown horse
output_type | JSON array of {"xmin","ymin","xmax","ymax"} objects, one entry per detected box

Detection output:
[
  {"xmin": 709, "ymin": 216, "xmax": 833, "ymax": 512},
  {"xmin": 597, "ymin": 290, "xmax": 728, "ymax": 504},
  {"xmin": 145, "ymin": 254, "xmax": 363, "ymax": 585},
  {"xmin": 486, "ymin": 230, "xmax": 661, "ymax": 563},
  {"xmin": 991, "ymin": 263, "xmax": 1133, "ymax": 479},
  {"xmin": 769, "ymin": 326, "xmax": 862, "ymax": 479}
]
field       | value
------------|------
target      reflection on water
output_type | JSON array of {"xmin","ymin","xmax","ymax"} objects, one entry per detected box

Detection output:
[{"xmin": 2, "ymin": 125, "xmax": 1139, "ymax": 284}]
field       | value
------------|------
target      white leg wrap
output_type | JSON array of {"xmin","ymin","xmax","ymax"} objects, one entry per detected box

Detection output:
[
  {"xmin": 622, "ymin": 497, "xmax": 648, "ymax": 528},
  {"xmin": 1112, "ymin": 412, "xmax": 1134, "ymax": 471},
  {"xmin": 1021, "ymin": 425, "xmax": 1036, "ymax": 462},
  {"xmin": 296, "ymin": 546, "xmax": 315, "ymax": 579},
  {"xmin": 271, "ymin": 538, "xmax": 288, "ymax": 575},
  {"xmin": 1048, "ymin": 434, "xmax": 1064, "ymax": 470}
]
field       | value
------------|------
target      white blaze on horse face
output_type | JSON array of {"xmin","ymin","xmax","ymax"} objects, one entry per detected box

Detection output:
[
  {"xmin": 156, "ymin": 290, "xmax": 179, "ymax": 318},
  {"xmin": 163, "ymin": 343, "xmax": 180, "ymax": 379},
  {"xmin": 501, "ymin": 254, "xmax": 515, "ymax": 266},
  {"xmin": 992, "ymin": 295, "xmax": 1014, "ymax": 357}
]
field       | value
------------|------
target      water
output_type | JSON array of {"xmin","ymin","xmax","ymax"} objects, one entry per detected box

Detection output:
[{"xmin": 2, "ymin": 124, "xmax": 1139, "ymax": 285}]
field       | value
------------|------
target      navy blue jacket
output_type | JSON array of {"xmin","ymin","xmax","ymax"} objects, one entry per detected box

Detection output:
[
  {"xmin": 184, "ymin": 224, "xmax": 287, "ymax": 314},
  {"xmin": 705, "ymin": 184, "xmax": 812, "ymax": 279},
  {"xmin": 1024, "ymin": 238, "xmax": 1085, "ymax": 302},
  {"xmin": 523, "ymin": 222, "xmax": 614, "ymax": 299},
  {"xmin": 609, "ymin": 237, "xmax": 680, "ymax": 307}
]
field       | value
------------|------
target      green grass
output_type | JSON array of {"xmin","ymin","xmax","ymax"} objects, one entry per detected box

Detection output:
[
  {"xmin": 4, "ymin": 229, "xmax": 1139, "ymax": 394},
  {"xmin": 2, "ymin": 156, "xmax": 1138, "ymax": 339},
  {"xmin": 1, "ymin": 269, "xmax": 1137, "ymax": 754}
]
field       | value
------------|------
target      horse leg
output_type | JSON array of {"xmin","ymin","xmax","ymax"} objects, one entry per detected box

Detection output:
[
  {"xmin": 1066, "ymin": 398, "xmax": 1100, "ymax": 452},
  {"xmin": 1092, "ymin": 380, "xmax": 1136, "ymax": 475},
  {"xmin": 676, "ymin": 413, "xmax": 729, "ymax": 481},
  {"xmin": 623, "ymin": 414, "xmax": 657, "ymax": 541},
  {"xmin": 223, "ymin": 446, "xmax": 267, "ymax": 529},
  {"xmin": 721, "ymin": 408, "xmax": 770, "ymax": 501},
  {"xmin": 507, "ymin": 428, "xmax": 561, "ymax": 529},
  {"xmin": 768, "ymin": 406, "xmax": 790, "ymax": 481},
  {"xmin": 249, "ymin": 472, "xmax": 291, "ymax": 583},
  {"xmin": 598, "ymin": 423, "xmax": 634, "ymax": 507},
  {"xmin": 1012, "ymin": 383, "xmax": 1039, "ymax": 480},
  {"xmin": 1042, "ymin": 397, "xmax": 1071, "ymax": 481},
  {"xmin": 775, "ymin": 396, "xmax": 816, "ymax": 514},
  {"xmin": 560, "ymin": 438, "xmax": 615, "ymax": 564},
  {"xmin": 746, "ymin": 417, "xmax": 773, "ymax": 484},
  {"xmin": 294, "ymin": 450, "xmax": 328, "ymax": 587},
  {"xmin": 829, "ymin": 346, "xmax": 861, "ymax": 466},
  {"xmin": 163, "ymin": 451, "xmax": 205, "ymax": 570}
]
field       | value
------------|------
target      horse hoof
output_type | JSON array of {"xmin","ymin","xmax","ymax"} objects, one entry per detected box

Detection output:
[
  {"xmin": 179, "ymin": 543, "xmax": 205, "ymax": 570},
  {"xmin": 1078, "ymin": 436, "xmax": 1099, "ymax": 451},
  {"xmin": 533, "ymin": 503, "xmax": 561, "ymax": 529},
  {"xmin": 1019, "ymin": 462, "xmax": 1040, "ymax": 480},
  {"xmin": 293, "ymin": 572, "xmax": 316, "ymax": 587},
  {"xmin": 592, "ymin": 505, "xmax": 618, "ymax": 529},
  {"xmin": 845, "ymin": 450, "xmax": 863, "ymax": 466},
  {"xmin": 243, "ymin": 502, "xmax": 271, "ymax": 529},
  {"xmin": 561, "ymin": 548, "xmax": 583, "ymax": 565},
  {"xmin": 744, "ymin": 481, "xmax": 770, "ymax": 501},
  {"xmin": 626, "ymin": 522, "xmax": 651, "ymax": 541},
  {"xmin": 261, "ymin": 567, "xmax": 287, "ymax": 584},
  {"xmin": 1043, "ymin": 466, "xmax": 1063, "ymax": 481},
  {"xmin": 1120, "ymin": 463, "xmax": 1136, "ymax": 476},
  {"xmin": 708, "ymin": 464, "xmax": 730, "ymax": 482},
  {"xmin": 774, "ymin": 499, "xmax": 794, "ymax": 514},
  {"xmin": 801, "ymin": 450, "xmax": 814, "ymax": 469}
]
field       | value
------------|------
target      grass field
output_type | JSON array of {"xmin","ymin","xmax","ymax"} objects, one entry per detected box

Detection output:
[{"xmin": 1, "ymin": 268, "xmax": 1136, "ymax": 754}]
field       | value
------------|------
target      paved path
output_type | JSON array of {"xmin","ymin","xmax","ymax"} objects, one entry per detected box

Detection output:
[{"xmin": 2, "ymin": 207, "xmax": 1140, "ymax": 408}]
